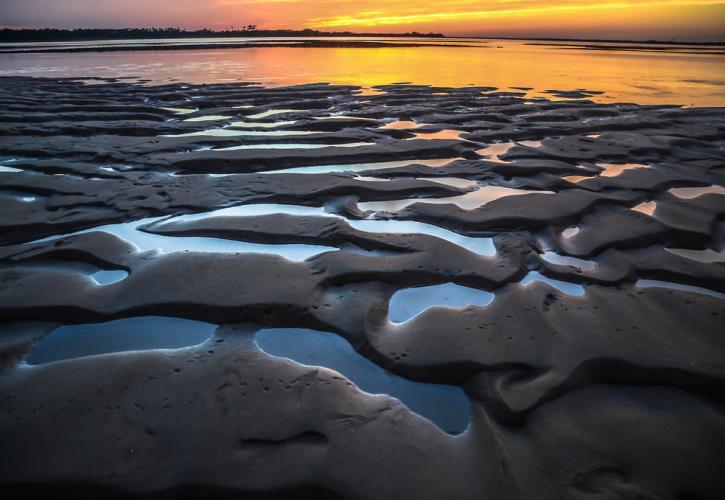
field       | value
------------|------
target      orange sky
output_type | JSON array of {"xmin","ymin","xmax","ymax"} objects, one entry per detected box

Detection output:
[{"xmin": 2, "ymin": 0, "xmax": 724, "ymax": 40}]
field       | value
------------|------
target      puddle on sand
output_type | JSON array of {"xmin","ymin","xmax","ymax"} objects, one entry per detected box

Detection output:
[
  {"xmin": 410, "ymin": 130, "xmax": 466, "ymax": 141},
  {"xmin": 631, "ymin": 201, "xmax": 657, "ymax": 216},
  {"xmin": 354, "ymin": 176, "xmax": 392, "ymax": 182},
  {"xmin": 358, "ymin": 186, "xmax": 554, "ymax": 212},
  {"xmin": 0, "ymin": 166, "xmax": 22, "ymax": 173},
  {"xmin": 347, "ymin": 219, "xmax": 495, "ymax": 256},
  {"xmin": 0, "ymin": 191, "xmax": 37, "ymax": 202},
  {"xmin": 184, "ymin": 115, "xmax": 232, "ymax": 122},
  {"xmin": 167, "ymin": 203, "xmax": 496, "ymax": 257},
  {"xmin": 563, "ymin": 175, "xmax": 594, "ymax": 183},
  {"xmin": 169, "ymin": 203, "xmax": 334, "ymax": 222},
  {"xmin": 417, "ymin": 177, "xmax": 478, "ymax": 189},
  {"xmin": 475, "ymin": 140, "xmax": 541, "ymax": 163},
  {"xmin": 636, "ymin": 279, "xmax": 725, "ymax": 300},
  {"xmin": 517, "ymin": 140, "xmax": 542, "ymax": 148},
  {"xmin": 164, "ymin": 128, "xmax": 279, "ymax": 138},
  {"xmin": 541, "ymin": 252, "xmax": 597, "ymax": 270},
  {"xmin": 213, "ymin": 142, "xmax": 373, "ymax": 151},
  {"xmin": 30, "ymin": 201, "xmax": 495, "ymax": 261},
  {"xmin": 163, "ymin": 123, "xmax": 299, "ymax": 138},
  {"xmin": 92, "ymin": 269, "xmax": 129, "ymax": 285},
  {"xmin": 665, "ymin": 248, "xmax": 725, "ymax": 263},
  {"xmin": 255, "ymin": 327, "xmax": 470, "ymax": 434},
  {"xmin": 388, "ymin": 283, "xmax": 495, "ymax": 323},
  {"xmin": 228, "ymin": 120, "xmax": 298, "ymax": 129},
  {"xmin": 318, "ymin": 114, "xmax": 377, "ymax": 122},
  {"xmin": 475, "ymin": 142, "xmax": 515, "ymax": 163},
  {"xmin": 520, "ymin": 271, "xmax": 585, "ymax": 296},
  {"xmin": 246, "ymin": 109, "xmax": 302, "ymax": 119},
  {"xmin": 597, "ymin": 162, "xmax": 649, "ymax": 177},
  {"xmin": 34, "ymin": 214, "xmax": 337, "ymax": 261},
  {"xmin": 260, "ymin": 157, "xmax": 463, "ymax": 175},
  {"xmin": 8, "ymin": 260, "xmax": 129, "ymax": 285},
  {"xmin": 161, "ymin": 107, "xmax": 197, "ymax": 115},
  {"xmin": 668, "ymin": 185, "xmax": 725, "ymax": 199},
  {"xmin": 210, "ymin": 130, "xmax": 322, "ymax": 137},
  {"xmin": 165, "ymin": 203, "xmax": 495, "ymax": 257},
  {"xmin": 25, "ymin": 316, "xmax": 217, "ymax": 365},
  {"xmin": 381, "ymin": 120, "xmax": 421, "ymax": 130}
]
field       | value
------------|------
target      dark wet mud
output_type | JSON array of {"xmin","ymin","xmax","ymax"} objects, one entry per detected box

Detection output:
[{"xmin": 0, "ymin": 76, "xmax": 724, "ymax": 499}]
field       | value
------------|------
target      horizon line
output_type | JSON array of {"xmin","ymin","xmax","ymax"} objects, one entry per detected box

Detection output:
[{"xmin": 1, "ymin": 27, "xmax": 724, "ymax": 46}]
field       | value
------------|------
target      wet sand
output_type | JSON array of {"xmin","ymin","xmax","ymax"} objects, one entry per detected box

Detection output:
[{"xmin": 0, "ymin": 77, "xmax": 724, "ymax": 499}]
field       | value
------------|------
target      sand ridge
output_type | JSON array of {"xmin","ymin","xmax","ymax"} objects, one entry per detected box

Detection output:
[{"xmin": 0, "ymin": 77, "xmax": 724, "ymax": 499}]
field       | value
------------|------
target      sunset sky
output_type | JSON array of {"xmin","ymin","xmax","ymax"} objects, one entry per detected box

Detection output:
[{"xmin": 2, "ymin": 0, "xmax": 724, "ymax": 41}]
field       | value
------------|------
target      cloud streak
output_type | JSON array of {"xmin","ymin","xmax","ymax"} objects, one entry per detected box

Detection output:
[{"xmin": 306, "ymin": 1, "xmax": 724, "ymax": 27}]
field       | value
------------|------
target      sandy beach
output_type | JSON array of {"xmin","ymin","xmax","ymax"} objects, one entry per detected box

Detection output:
[{"xmin": 0, "ymin": 75, "xmax": 724, "ymax": 498}]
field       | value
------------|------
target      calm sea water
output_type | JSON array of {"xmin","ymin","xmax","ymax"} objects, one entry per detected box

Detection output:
[{"xmin": 0, "ymin": 37, "xmax": 723, "ymax": 106}]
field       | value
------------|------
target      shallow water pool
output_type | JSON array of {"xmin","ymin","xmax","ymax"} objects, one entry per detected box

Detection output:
[
  {"xmin": 26, "ymin": 316, "xmax": 217, "ymax": 365},
  {"xmin": 255, "ymin": 327, "xmax": 470, "ymax": 434}
]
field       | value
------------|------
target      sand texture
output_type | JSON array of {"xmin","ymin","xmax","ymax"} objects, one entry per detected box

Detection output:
[{"xmin": 0, "ymin": 77, "xmax": 724, "ymax": 499}]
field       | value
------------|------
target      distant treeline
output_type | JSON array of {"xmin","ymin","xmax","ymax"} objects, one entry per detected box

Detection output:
[{"xmin": 0, "ymin": 27, "xmax": 445, "ymax": 43}]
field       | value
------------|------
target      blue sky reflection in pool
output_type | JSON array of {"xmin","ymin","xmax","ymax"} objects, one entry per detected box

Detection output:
[
  {"xmin": 26, "ymin": 316, "xmax": 217, "ymax": 365},
  {"xmin": 388, "ymin": 283, "xmax": 495, "ymax": 323},
  {"xmin": 255, "ymin": 327, "xmax": 470, "ymax": 434}
]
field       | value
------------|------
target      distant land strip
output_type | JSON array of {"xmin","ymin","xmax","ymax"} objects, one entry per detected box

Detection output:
[
  {"xmin": 0, "ymin": 28, "xmax": 444, "ymax": 43},
  {"xmin": 2, "ymin": 29, "xmax": 723, "ymax": 46},
  {"xmin": 526, "ymin": 42, "xmax": 725, "ymax": 55},
  {"xmin": 483, "ymin": 36, "xmax": 725, "ymax": 46}
]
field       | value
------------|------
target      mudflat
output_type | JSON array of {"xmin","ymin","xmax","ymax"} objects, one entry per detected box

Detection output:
[{"xmin": 0, "ymin": 76, "xmax": 724, "ymax": 499}]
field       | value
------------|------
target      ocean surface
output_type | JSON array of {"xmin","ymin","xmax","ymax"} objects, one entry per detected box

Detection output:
[{"xmin": 0, "ymin": 37, "xmax": 723, "ymax": 106}]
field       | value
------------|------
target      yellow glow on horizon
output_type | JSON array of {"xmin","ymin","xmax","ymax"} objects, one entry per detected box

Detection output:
[
  {"xmin": 259, "ymin": 0, "xmax": 725, "ymax": 40},
  {"xmin": 3, "ymin": 0, "xmax": 724, "ymax": 40},
  {"xmin": 308, "ymin": 1, "xmax": 723, "ymax": 28}
]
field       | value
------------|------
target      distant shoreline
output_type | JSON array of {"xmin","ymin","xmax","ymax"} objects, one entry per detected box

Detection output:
[
  {"xmin": 0, "ymin": 28, "xmax": 444, "ymax": 44},
  {"xmin": 0, "ymin": 39, "xmax": 721, "ymax": 57},
  {"xmin": 0, "ymin": 28, "xmax": 723, "ymax": 47},
  {"xmin": 472, "ymin": 36, "xmax": 725, "ymax": 47}
]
